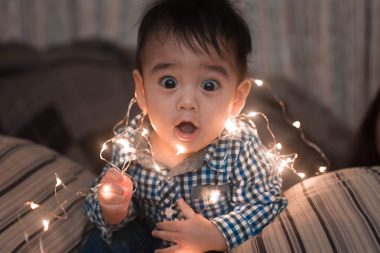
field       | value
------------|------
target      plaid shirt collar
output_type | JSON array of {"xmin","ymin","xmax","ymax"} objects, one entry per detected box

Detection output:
[{"xmin": 116, "ymin": 113, "xmax": 256, "ymax": 174}]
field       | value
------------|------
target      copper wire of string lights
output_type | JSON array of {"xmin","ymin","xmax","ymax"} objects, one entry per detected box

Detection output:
[
  {"xmin": 18, "ymin": 178, "xmax": 70, "ymax": 253},
  {"xmin": 19, "ymin": 78, "xmax": 329, "ymax": 251},
  {"xmin": 18, "ymin": 173, "xmax": 90, "ymax": 252},
  {"xmin": 252, "ymin": 79, "xmax": 330, "ymax": 174}
]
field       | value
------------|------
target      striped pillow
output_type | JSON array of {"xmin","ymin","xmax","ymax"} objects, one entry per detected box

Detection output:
[
  {"xmin": 233, "ymin": 167, "xmax": 380, "ymax": 253},
  {"xmin": 0, "ymin": 135, "xmax": 95, "ymax": 252}
]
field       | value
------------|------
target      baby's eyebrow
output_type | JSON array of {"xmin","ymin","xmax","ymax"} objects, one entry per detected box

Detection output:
[
  {"xmin": 151, "ymin": 63, "xmax": 174, "ymax": 72},
  {"xmin": 202, "ymin": 64, "xmax": 228, "ymax": 77},
  {"xmin": 150, "ymin": 62, "xmax": 228, "ymax": 77}
]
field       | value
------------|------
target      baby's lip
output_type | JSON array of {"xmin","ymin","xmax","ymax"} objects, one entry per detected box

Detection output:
[
  {"xmin": 174, "ymin": 119, "xmax": 199, "ymax": 128},
  {"xmin": 175, "ymin": 121, "xmax": 198, "ymax": 134},
  {"xmin": 175, "ymin": 121, "xmax": 199, "ymax": 142}
]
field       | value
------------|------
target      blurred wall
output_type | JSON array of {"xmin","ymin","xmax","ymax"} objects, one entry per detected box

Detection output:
[{"xmin": 0, "ymin": 0, "xmax": 379, "ymax": 131}]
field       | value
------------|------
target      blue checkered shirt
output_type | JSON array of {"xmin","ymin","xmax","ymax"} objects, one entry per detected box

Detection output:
[{"xmin": 84, "ymin": 115, "xmax": 287, "ymax": 250}]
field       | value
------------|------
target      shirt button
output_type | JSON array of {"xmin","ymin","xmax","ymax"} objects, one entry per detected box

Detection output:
[
  {"xmin": 165, "ymin": 176, "xmax": 173, "ymax": 183},
  {"xmin": 165, "ymin": 207, "xmax": 174, "ymax": 218}
]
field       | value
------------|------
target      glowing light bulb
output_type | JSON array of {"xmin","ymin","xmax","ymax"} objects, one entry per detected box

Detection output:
[
  {"xmin": 56, "ymin": 177, "xmax": 62, "ymax": 187},
  {"xmin": 101, "ymin": 184, "xmax": 114, "ymax": 200},
  {"xmin": 254, "ymin": 79, "xmax": 263, "ymax": 86},
  {"xmin": 102, "ymin": 184, "xmax": 111, "ymax": 193},
  {"xmin": 27, "ymin": 202, "xmax": 40, "ymax": 209},
  {"xmin": 116, "ymin": 138, "xmax": 134, "ymax": 153},
  {"xmin": 292, "ymin": 121, "xmax": 301, "ymax": 128},
  {"xmin": 319, "ymin": 166, "xmax": 327, "ymax": 173},
  {"xmin": 176, "ymin": 144, "xmax": 186, "ymax": 155},
  {"xmin": 225, "ymin": 118, "xmax": 238, "ymax": 133},
  {"xmin": 275, "ymin": 143, "xmax": 282, "ymax": 150},
  {"xmin": 154, "ymin": 163, "xmax": 161, "ymax": 172},
  {"xmin": 101, "ymin": 143, "xmax": 107, "ymax": 152},
  {"xmin": 280, "ymin": 159, "xmax": 288, "ymax": 167},
  {"xmin": 277, "ymin": 158, "xmax": 289, "ymax": 173},
  {"xmin": 297, "ymin": 172, "xmax": 306, "ymax": 179},
  {"xmin": 209, "ymin": 190, "xmax": 221, "ymax": 204},
  {"xmin": 42, "ymin": 219, "xmax": 49, "ymax": 232},
  {"xmin": 142, "ymin": 128, "xmax": 149, "ymax": 136}
]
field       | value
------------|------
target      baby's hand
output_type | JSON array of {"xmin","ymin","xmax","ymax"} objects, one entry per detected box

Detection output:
[
  {"xmin": 152, "ymin": 198, "xmax": 227, "ymax": 253},
  {"xmin": 98, "ymin": 168, "xmax": 133, "ymax": 224}
]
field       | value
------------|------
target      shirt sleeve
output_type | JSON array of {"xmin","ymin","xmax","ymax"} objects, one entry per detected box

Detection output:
[
  {"xmin": 211, "ymin": 136, "xmax": 287, "ymax": 249},
  {"xmin": 83, "ymin": 150, "xmax": 137, "ymax": 244}
]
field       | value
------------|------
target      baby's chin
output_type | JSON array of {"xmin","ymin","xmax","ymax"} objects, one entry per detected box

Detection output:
[{"xmin": 174, "ymin": 135, "xmax": 221, "ymax": 155}]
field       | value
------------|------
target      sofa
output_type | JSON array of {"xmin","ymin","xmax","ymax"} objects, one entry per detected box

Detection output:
[
  {"xmin": 1, "ymin": 41, "xmax": 378, "ymax": 252},
  {"xmin": 0, "ymin": 135, "xmax": 94, "ymax": 252},
  {"xmin": 1, "ymin": 135, "xmax": 379, "ymax": 253},
  {"xmin": 233, "ymin": 166, "xmax": 380, "ymax": 253}
]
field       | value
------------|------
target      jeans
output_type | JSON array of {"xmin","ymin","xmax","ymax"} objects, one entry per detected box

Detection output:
[{"xmin": 81, "ymin": 219, "xmax": 161, "ymax": 253}]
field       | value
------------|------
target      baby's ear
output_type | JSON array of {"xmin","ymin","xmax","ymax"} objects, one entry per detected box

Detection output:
[
  {"xmin": 231, "ymin": 78, "xmax": 251, "ymax": 117},
  {"xmin": 132, "ymin": 69, "xmax": 148, "ymax": 114}
]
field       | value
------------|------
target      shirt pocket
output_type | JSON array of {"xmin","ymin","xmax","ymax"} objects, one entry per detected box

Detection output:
[{"xmin": 191, "ymin": 183, "xmax": 231, "ymax": 217}]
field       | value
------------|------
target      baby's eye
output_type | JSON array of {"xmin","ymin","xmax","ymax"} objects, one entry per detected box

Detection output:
[
  {"xmin": 159, "ymin": 76, "xmax": 178, "ymax": 89},
  {"xmin": 201, "ymin": 80, "xmax": 220, "ymax": 91}
]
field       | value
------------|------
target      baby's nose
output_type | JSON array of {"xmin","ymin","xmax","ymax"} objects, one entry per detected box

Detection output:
[{"xmin": 176, "ymin": 91, "xmax": 199, "ymax": 111}]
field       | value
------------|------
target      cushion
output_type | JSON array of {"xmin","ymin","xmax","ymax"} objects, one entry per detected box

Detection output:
[
  {"xmin": 233, "ymin": 167, "xmax": 380, "ymax": 253},
  {"xmin": 0, "ymin": 135, "xmax": 95, "ymax": 252},
  {"xmin": 0, "ymin": 41, "xmax": 137, "ymax": 175}
]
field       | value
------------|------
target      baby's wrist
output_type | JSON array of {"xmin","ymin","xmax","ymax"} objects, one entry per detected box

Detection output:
[
  {"xmin": 212, "ymin": 225, "xmax": 228, "ymax": 251},
  {"xmin": 104, "ymin": 212, "xmax": 128, "ymax": 225},
  {"xmin": 101, "ymin": 206, "xmax": 129, "ymax": 225}
]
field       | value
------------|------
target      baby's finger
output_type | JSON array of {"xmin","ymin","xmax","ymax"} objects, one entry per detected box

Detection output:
[
  {"xmin": 177, "ymin": 198, "xmax": 196, "ymax": 219},
  {"xmin": 155, "ymin": 220, "xmax": 181, "ymax": 232},
  {"xmin": 103, "ymin": 168, "xmax": 124, "ymax": 182},
  {"xmin": 100, "ymin": 183, "xmax": 124, "ymax": 196},
  {"xmin": 119, "ymin": 174, "xmax": 133, "ymax": 188},
  {"xmin": 154, "ymin": 244, "xmax": 180, "ymax": 253},
  {"xmin": 113, "ymin": 173, "xmax": 132, "ymax": 191},
  {"xmin": 100, "ymin": 202, "xmax": 129, "ymax": 214},
  {"xmin": 99, "ymin": 193, "xmax": 125, "ymax": 204},
  {"xmin": 152, "ymin": 229, "xmax": 180, "ymax": 244}
]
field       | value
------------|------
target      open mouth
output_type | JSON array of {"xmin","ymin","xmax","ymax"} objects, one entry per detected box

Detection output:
[{"xmin": 176, "ymin": 122, "xmax": 197, "ymax": 134}]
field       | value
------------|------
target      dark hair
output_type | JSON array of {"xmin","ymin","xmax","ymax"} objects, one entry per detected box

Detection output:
[
  {"xmin": 348, "ymin": 90, "xmax": 380, "ymax": 167},
  {"xmin": 136, "ymin": 0, "xmax": 252, "ymax": 78}
]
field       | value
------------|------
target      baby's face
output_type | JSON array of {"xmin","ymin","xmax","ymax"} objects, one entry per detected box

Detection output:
[{"xmin": 133, "ymin": 34, "xmax": 250, "ymax": 161}]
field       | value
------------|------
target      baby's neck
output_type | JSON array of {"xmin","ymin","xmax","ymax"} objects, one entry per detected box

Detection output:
[
  {"xmin": 152, "ymin": 152, "xmax": 189, "ymax": 169},
  {"xmin": 149, "ymin": 133, "xmax": 190, "ymax": 169}
]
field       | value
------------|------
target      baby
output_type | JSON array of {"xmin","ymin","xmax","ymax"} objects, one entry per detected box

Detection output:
[{"xmin": 82, "ymin": 0, "xmax": 287, "ymax": 252}]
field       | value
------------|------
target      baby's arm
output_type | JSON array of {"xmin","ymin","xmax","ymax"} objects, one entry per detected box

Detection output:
[
  {"xmin": 84, "ymin": 166, "xmax": 136, "ymax": 243},
  {"xmin": 98, "ymin": 168, "xmax": 133, "ymax": 224}
]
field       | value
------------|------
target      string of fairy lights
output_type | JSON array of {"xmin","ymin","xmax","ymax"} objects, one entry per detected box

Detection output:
[{"xmin": 19, "ymin": 78, "xmax": 329, "ymax": 252}]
